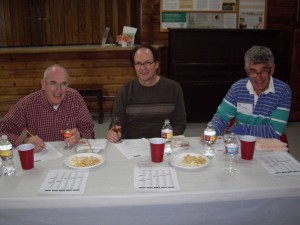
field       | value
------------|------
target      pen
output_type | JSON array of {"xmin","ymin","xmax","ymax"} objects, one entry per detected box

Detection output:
[
  {"xmin": 23, "ymin": 127, "xmax": 34, "ymax": 137},
  {"xmin": 23, "ymin": 127, "xmax": 46, "ymax": 151}
]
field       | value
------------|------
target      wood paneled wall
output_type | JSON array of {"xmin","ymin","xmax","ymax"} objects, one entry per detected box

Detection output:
[
  {"xmin": 0, "ymin": 46, "xmax": 132, "ymax": 115},
  {"xmin": 0, "ymin": 0, "xmax": 139, "ymax": 47},
  {"xmin": 0, "ymin": 45, "xmax": 166, "ymax": 117}
]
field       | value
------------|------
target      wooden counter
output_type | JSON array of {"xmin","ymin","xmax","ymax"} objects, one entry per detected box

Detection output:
[{"xmin": 0, "ymin": 45, "xmax": 167, "ymax": 117}]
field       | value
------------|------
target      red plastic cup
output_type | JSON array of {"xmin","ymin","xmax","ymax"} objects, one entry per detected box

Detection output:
[
  {"xmin": 17, "ymin": 144, "xmax": 34, "ymax": 170},
  {"xmin": 149, "ymin": 138, "xmax": 166, "ymax": 163},
  {"xmin": 240, "ymin": 135, "xmax": 256, "ymax": 160}
]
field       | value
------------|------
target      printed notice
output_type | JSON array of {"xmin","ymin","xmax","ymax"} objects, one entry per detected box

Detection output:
[
  {"xmin": 134, "ymin": 167, "xmax": 180, "ymax": 192},
  {"xmin": 256, "ymin": 152, "xmax": 300, "ymax": 176},
  {"xmin": 39, "ymin": 170, "xmax": 89, "ymax": 194}
]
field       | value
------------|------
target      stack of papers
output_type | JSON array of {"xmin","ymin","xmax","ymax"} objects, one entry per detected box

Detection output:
[{"xmin": 255, "ymin": 138, "xmax": 289, "ymax": 151}]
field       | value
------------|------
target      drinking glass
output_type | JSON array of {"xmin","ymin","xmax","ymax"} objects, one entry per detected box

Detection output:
[
  {"xmin": 63, "ymin": 123, "xmax": 72, "ymax": 149},
  {"xmin": 111, "ymin": 117, "xmax": 122, "ymax": 143}
]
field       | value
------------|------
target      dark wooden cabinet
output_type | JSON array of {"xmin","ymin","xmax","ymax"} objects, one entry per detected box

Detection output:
[{"xmin": 168, "ymin": 28, "xmax": 286, "ymax": 122}]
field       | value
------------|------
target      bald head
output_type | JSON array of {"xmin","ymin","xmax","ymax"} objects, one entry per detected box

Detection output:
[{"xmin": 43, "ymin": 64, "xmax": 70, "ymax": 82}]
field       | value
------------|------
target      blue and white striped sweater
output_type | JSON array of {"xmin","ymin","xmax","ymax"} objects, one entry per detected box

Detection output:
[{"xmin": 211, "ymin": 77, "xmax": 292, "ymax": 138}]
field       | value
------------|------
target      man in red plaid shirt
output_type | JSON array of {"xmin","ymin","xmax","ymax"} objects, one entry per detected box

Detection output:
[{"xmin": 0, "ymin": 64, "xmax": 94, "ymax": 152}]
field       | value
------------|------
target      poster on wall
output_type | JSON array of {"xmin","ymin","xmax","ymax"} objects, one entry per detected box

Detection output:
[
  {"xmin": 161, "ymin": 12, "xmax": 188, "ymax": 30},
  {"xmin": 239, "ymin": 0, "xmax": 266, "ymax": 29},
  {"xmin": 160, "ymin": 0, "xmax": 266, "ymax": 31},
  {"xmin": 187, "ymin": 12, "xmax": 236, "ymax": 28},
  {"xmin": 162, "ymin": 0, "xmax": 237, "ymax": 11}
]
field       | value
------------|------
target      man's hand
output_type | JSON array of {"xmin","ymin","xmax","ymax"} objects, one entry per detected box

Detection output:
[
  {"xmin": 61, "ymin": 128, "xmax": 81, "ymax": 146},
  {"xmin": 24, "ymin": 136, "xmax": 45, "ymax": 152},
  {"xmin": 106, "ymin": 128, "xmax": 122, "ymax": 143}
]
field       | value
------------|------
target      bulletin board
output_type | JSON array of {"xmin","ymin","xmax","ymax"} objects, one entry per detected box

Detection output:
[{"xmin": 160, "ymin": 0, "xmax": 267, "ymax": 31}]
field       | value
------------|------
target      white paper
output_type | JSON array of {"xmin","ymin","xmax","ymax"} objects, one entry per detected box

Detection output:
[
  {"xmin": 114, "ymin": 138, "xmax": 150, "ymax": 159},
  {"xmin": 134, "ymin": 167, "xmax": 180, "ymax": 192},
  {"xmin": 34, "ymin": 142, "xmax": 63, "ymax": 162},
  {"xmin": 122, "ymin": 26, "xmax": 137, "ymax": 46},
  {"xmin": 39, "ymin": 170, "xmax": 89, "ymax": 194},
  {"xmin": 256, "ymin": 152, "xmax": 300, "ymax": 176}
]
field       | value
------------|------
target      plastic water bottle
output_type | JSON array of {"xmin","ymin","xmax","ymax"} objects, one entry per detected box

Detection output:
[
  {"xmin": 161, "ymin": 119, "xmax": 173, "ymax": 155},
  {"xmin": 0, "ymin": 135, "xmax": 16, "ymax": 176},
  {"xmin": 224, "ymin": 133, "xmax": 238, "ymax": 174},
  {"xmin": 203, "ymin": 121, "xmax": 216, "ymax": 158}
]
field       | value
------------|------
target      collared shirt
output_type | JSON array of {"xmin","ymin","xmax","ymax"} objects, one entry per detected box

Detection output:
[
  {"xmin": 246, "ymin": 76, "xmax": 275, "ymax": 106},
  {"xmin": 0, "ymin": 88, "xmax": 95, "ymax": 147},
  {"xmin": 211, "ymin": 77, "xmax": 291, "ymax": 138}
]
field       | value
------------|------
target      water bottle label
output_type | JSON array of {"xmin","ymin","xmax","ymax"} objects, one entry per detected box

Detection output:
[
  {"xmin": 161, "ymin": 129, "xmax": 173, "ymax": 139},
  {"xmin": 0, "ymin": 144, "xmax": 12, "ymax": 150},
  {"xmin": 0, "ymin": 150, "xmax": 11, "ymax": 157},
  {"xmin": 226, "ymin": 145, "xmax": 238, "ymax": 154},
  {"xmin": 204, "ymin": 134, "xmax": 216, "ymax": 142}
]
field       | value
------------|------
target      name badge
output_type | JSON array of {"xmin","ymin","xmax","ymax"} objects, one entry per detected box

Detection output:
[{"xmin": 237, "ymin": 102, "xmax": 253, "ymax": 115}]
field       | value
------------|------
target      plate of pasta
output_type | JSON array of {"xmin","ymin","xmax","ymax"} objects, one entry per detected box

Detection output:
[
  {"xmin": 65, "ymin": 153, "xmax": 105, "ymax": 169},
  {"xmin": 170, "ymin": 152, "xmax": 209, "ymax": 170}
]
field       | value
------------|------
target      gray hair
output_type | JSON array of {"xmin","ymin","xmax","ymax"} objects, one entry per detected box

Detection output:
[
  {"xmin": 43, "ymin": 64, "xmax": 70, "ymax": 82},
  {"xmin": 244, "ymin": 46, "xmax": 274, "ymax": 67}
]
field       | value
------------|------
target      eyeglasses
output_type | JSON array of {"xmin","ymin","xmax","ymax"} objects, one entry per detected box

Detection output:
[
  {"xmin": 134, "ymin": 61, "xmax": 155, "ymax": 68},
  {"xmin": 45, "ymin": 81, "xmax": 69, "ymax": 90},
  {"xmin": 247, "ymin": 69, "xmax": 270, "ymax": 78}
]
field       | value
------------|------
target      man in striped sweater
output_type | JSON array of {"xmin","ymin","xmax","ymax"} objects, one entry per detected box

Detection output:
[{"xmin": 211, "ymin": 45, "xmax": 292, "ymax": 139}]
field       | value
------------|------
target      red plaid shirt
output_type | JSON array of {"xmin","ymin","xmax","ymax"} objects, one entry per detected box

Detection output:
[{"xmin": 0, "ymin": 88, "xmax": 94, "ymax": 147}]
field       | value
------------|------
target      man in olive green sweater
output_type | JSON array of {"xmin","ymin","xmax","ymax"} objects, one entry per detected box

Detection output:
[{"xmin": 106, "ymin": 45, "xmax": 186, "ymax": 142}]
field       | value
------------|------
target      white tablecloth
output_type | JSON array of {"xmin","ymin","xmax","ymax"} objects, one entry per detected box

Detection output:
[{"xmin": 1, "ymin": 138, "xmax": 300, "ymax": 225}]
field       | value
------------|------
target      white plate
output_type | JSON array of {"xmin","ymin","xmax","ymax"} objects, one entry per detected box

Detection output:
[
  {"xmin": 170, "ymin": 152, "xmax": 209, "ymax": 170},
  {"xmin": 65, "ymin": 153, "xmax": 105, "ymax": 169}
]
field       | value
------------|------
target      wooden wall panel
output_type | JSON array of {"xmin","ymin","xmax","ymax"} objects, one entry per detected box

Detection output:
[
  {"xmin": 0, "ymin": 0, "xmax": 137, "ymax": 47},
  {"xmin": 0, "ymin": 45, "xmax": 166, "ymax": 116}
]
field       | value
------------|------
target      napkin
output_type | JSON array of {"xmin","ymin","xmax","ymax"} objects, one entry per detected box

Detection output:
[
  {"xmin": 76, "ymin": 139, "xmax": 108, "ymax": 153},
  {"xmin": 171, "ymin": 135, "xmax": 189, "ymax": 151},
  {"xmin": 89, "ymin": 139, "xmax": 108, "ymax": 153},
  {"xmin": 255, "ymin": 138, "xmax": 289, "ymax": 151}
]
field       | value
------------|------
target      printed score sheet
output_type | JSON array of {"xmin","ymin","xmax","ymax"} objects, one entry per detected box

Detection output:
[
  {"xmin": 256, "ymin": 151, "xmax": 300, "ymax": 176},
  {"xmin": 39, "ymin": 170, "xmax": 89, "ymax": 194},
  {"xmin": 134, "ymin": 167, "xmax": 180, "ymax": 192}
]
